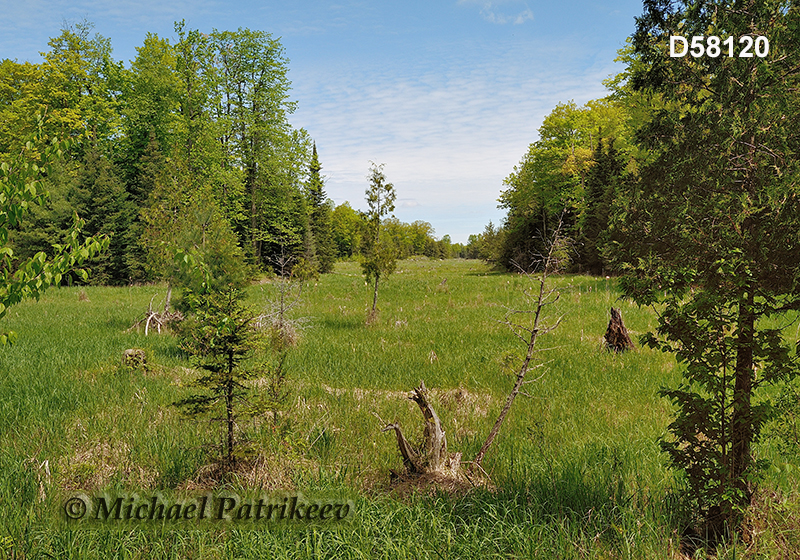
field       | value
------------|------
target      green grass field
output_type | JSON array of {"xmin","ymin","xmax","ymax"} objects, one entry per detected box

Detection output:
[{"xmin": 0, "ymin": 259, "xmax": 797, "ymax": 559}]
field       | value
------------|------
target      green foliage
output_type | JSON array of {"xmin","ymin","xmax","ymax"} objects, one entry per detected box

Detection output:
[
  {"xmin": 206, "ymin": 27, "xmax": 311, "ymax": 270},
  {"xmin": 361, "ymin": 163, "xmax": 397, "ymax": 313},
  {"xmin": 0, "ymin": 131, "xmax": 109, "ymax": 344},
  {"xmin": 70, "ymin": 147, "xmax": 137, "ymax": 284},
  {"xmin": 465, "ymin": 221, "xmax": 504, "ymax": 263},
  {"xmin": 7, "ymin": 158, "xmax": 77, "ymax": 266},
  {"xmin": 253, "ymin": 179, "xmax": 311, "ymax": 272},
  {"xmin": 330, "ymin": 201, "xmax": 365, "ymax": 258},
  {"xmin": 174, "ymin": 287, "xmax": 262, "ymax": 469},
  {"xmin": 0, "ymin": 60, "xmax": 44, "ymax": 157},
  {"xmin": 580, "ymin": 137, "xmax": 625, "ymax": 275},
  {"xmin": 768, "ymin": 382, "xmax": 800, "ymax": 458},
  {"xmin": 498, "ymin": 99, "xmax": 633, "ymax": 272},
  {"xmin": 611, "ymin": 0, "xmax": 800, "ymax": 536},
  {"xmin": 305, "ymin": 143, "xmax": 335, "ymax": 274},
  {"xmin": 39, "ymin": 20, "xmax": 122, "ymax": 153},
  {"xmin": 117, "ymin": 33, "xmax": 181, "ymax": 207}
]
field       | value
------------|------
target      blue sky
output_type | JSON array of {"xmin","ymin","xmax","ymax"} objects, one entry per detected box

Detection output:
[{"xmin": 1, "ymin": 0, "xmax": 644, "ymax": 243}]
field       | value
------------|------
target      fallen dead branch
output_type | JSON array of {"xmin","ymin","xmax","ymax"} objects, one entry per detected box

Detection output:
[{"xmin": 127, "ymin": 288, "xmax": 183, "ymax": 335}]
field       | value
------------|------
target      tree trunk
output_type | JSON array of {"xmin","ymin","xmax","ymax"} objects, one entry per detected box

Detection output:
[
  {"xmin": 372, "ymin": 275, "xmax": 380, "ymax": 313},
  {"xmin": 474, "ymin": 323, "xmax": 537, "ymax": 467},
  {"xmin": 226, "ymin": 350, "xmax": 235, "ymax": 469},
  {"xmin": 730, "ymin": 288, "xmax": 755, "ymax": 506}
]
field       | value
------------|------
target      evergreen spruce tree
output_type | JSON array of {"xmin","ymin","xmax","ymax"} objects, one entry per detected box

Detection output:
[
  {"xmin": 71, "ymin": 147, "xmax": 137, "ymax": 285},
  {"xmin": 306, "ymin": 143, "xmax": 335, "ymax": 273},
  {"xmin": 580, "ymin": 136, "xmax": 624, "ymax": 275},
  {"xmin": 174, "ymin": 286, "xmax": 261, "ymax": 470},
  {"xmin": 125, "ymin": 130, "xmax": 166, "ymax": 282}
]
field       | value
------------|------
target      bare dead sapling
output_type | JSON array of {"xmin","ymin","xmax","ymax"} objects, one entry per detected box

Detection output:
[
  {"xmin": 127, "ymin": 288, "xmax": 183, "ymax": 335},
  {"xmin": 379, "ymin": 221, "xmax": 568, "ymax": 486},
  {"xmin": 249, "ymin": 247, "xmax": 305, "ymax": 433},
  {"xmin": 472, "ymin": 220, "xmax": 568, "ymax": 469},
  {"xmin": 256, "ymin": 247, "xmax": 308, "ymax": 350}
]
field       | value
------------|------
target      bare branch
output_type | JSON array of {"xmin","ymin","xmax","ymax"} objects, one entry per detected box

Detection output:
[{"xmin": 473, "ymin": 211, "xmax": 567, "ymax": 468}]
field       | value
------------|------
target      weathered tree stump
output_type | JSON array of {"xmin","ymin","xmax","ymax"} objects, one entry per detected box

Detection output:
[
  {"xmin": 604, "ymin": 307, "xmax": 634, "ymax": 352},
  {"xmin": 381, "ymin": 381, "xmax": 462, "ymax": 477},
  {"xmin": 122, "ymin": 348, "xmax": 147, "ymax": 370}
]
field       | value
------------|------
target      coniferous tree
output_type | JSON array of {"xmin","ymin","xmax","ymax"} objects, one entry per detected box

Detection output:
[
  {"xmin": 580, "ymin": 136, "xmax": 624, "ymax": 275},
  {"xmin": 306, "ymin": 143, "xmax": 335, "ymax": 273},
  {"xmin": 175, "ymin": 287, "xmax": 262, "ymax": 469},
  {"xmin": 611, "ymin": 0, "xmax": 800, "ymax": 537},
  {"xmin": 71, "ymin": 147, "xmax": 136, "ymax": 284}
]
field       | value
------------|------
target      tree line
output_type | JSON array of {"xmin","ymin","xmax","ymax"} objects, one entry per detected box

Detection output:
[
  {"xmin": 472, "ymin": 93, "xmax": 637, "ymax": 274},
  {"xmin": 0, "ymin": 20, "xmax": 462, "ymax": 289}
]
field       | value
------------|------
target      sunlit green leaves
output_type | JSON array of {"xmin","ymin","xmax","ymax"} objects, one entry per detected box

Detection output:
[
  {"xmin": 616, "ymin": 0, "xmax": 800, "ymax": 532},
  {"xmin": 0, "ymin": 131, "xmax": 109, "ymax": 345}
]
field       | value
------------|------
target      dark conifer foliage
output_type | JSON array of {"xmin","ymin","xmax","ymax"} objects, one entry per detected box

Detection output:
[
  {"xmin": 610, "ymin": 0, "xmax": 800, "ymax": 537},
  {"xmin": 305, "ymin": 143, "xmax": 335, "ymax": 274},
  {"xmin": 71, "ymin": 147, "xmax": 138, "ymax": 285},
  {"xmin": 580, "ymin": 136, "xmax": 624, "ymax": 275}
]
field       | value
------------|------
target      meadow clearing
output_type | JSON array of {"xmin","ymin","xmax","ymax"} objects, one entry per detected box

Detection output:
[{"xmin": 0, "ymin": 258, "xmax": 797, "ymax": 559}]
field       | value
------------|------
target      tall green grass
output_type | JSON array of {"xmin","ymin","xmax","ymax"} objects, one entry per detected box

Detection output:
[{"xmin": 0, "ymin": 259, "xmax": 796, "ymax": 558}]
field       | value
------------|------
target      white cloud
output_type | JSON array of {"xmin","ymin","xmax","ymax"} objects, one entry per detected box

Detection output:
[
  {"xmin": 458, "ymin": 0, "xmax": 534, "ymax": 26},
  {"xmin": 397, "ymin": 199, "xmax": 420, "ymax": 208},
  {"xmin": 513, "ymin": 9, "xmax": 533, "ymax": 24},
  {"xmin": 288, "ymin": 38, "xmax": 617, "ymax": 242}
]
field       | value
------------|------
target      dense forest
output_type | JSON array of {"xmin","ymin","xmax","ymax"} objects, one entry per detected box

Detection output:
[
  {"xmin": 0, "ymin": 20, "xmax": 672, "ymax": 285},
  {"xmin": 0, "ymin": 20, "xmax": 464, "ymax": 289}
]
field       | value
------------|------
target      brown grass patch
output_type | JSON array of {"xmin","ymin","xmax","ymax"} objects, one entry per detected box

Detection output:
[
  {"xmin": 58, "ymin": 440, "xmax": 158, "ymax": 491},
  {"xmin": 178, "ymin": 452, "xmax": 318, "ymax": 492}
]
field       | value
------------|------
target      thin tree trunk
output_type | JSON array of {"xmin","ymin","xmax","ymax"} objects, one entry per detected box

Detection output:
[
  {"xmin": 226, "ymin": 350, "xmax": 235, "ymax": 469},
  {"xmin": 474, "ymin": 216, "xmax": 564, "ymax": 468},
  {"xmin": 474, "ymin": 271, "xmax": 548, "ymax": 467},
  {"xmin": 249, "ymin": 167, "xmax": 259, "ymax": 263},
  {"xmin": 730, "ymin": 288, "xmax": 755, "ymax": 503},
  {"xmin": 372, "ymin": 275, "xmax": 380, "ymax": 313}
]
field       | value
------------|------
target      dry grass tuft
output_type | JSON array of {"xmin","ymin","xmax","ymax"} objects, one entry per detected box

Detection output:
[
  {"xmin": 59, "ymin": 440, "xmax": 158, "ymax": 491},
  {"xmin": 365, "ymin": 308, "xmax": 380, "ymax": 326},
  {"xmin": 383, "ymin": 466, "xmax": 493, "ymax": 499},
  {"xmin": 178, "ymin": 453, "xmax": 318, "ymax": 491}
]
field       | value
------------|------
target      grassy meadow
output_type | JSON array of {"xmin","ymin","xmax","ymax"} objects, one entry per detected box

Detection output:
[{"xmin": 0, "ymin": 258, "xmax": 798, "ymax": 559}]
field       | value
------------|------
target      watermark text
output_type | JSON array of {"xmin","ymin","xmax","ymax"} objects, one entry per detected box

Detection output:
[{"xmin": 62, "ymin": 492, "xmax": 354, "ymax": 527}]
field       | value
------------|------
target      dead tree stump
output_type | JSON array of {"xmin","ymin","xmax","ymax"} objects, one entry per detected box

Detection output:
[
  {"xmin": 122, "ymin": 348, "xmax": 147, "ymax": 371},
  {"xmin": 381, "ymin": 381, "xmax": 462, "ymax": 477},
  {"xmin": 604, "ymin": 307, "xmax": 634, "ymax": 352}
]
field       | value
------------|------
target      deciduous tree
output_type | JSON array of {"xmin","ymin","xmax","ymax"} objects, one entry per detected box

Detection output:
[
  {"xmin": 361, "ymin": 162, "xmax": 397, "ymax": 317},
  {"xmin": 0, "ymin": 131, "xmax": 109, "ymax": 344}
]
